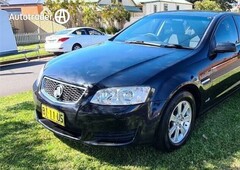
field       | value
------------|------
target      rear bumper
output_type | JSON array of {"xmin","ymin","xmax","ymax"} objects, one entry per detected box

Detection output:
[
  {"xmin": 45, "ymin": 42, "xmax": 67, "ymax": 52},
  {"xmin": 33, "ymin": 81, "xmax": 165, "ymax": 146}
]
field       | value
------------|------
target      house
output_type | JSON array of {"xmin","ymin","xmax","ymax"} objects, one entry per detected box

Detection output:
[
  {"xmin": 140, "ymin": 0, "xmax": 192, "ymax": 15},
  {"xmin": 0, "ymin": 0, "xmax": 65, "ymax": 34},
  {"xmin": 0, "ymin": 0, "xmax": 44, "ymax": 15},
  {"xmin": 0, "ymin": 0, "xmax": 45, "ymax": 33},
  {"xmin": 124, "ymin": 0, "xmax": 192, "ymax": 27},
  {"xmin": 97, "ymin": 0, "xmax": 142, "ymax": 16}
]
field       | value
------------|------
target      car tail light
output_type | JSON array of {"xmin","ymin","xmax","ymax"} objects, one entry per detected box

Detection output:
[{"xmin": 58, "ymin": 37, "xmax": 69, "ymax": 42}]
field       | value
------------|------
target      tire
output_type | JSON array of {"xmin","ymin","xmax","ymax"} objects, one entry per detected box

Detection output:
[
  {"xmin": 53, "ymin": 52, "xmax": 64, "ymax": 56},
  {"xmin": 155, "ymin": 91, "xmax": 196, "ymax": 152},
  {"xmin": 72, "ymin": 44, "xmax": 81, "ymax": 51}
]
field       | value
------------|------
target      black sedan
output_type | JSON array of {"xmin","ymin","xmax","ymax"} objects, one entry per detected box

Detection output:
[{"xmin": 33, "ymin": 11, "xmax": 240, "ymax": 151}]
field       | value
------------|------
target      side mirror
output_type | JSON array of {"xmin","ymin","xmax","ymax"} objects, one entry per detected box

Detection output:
[{"xmin": 214, "ymin": 42, "xmax": 237, "ymax": 53}]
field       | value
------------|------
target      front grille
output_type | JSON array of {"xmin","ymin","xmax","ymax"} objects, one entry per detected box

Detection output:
[
  {"xmin": 41, "ymin": 77, "xmax": 87, "ymax": 103},
  {"xmin": 93, "ymin": 130, "xmax": 136, "ymax": 143}
]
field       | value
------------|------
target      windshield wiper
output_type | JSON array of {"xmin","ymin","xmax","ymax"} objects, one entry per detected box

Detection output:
[
  {"xmin": 125, "ymin": 41, "xmax": 192, "ymax": 49},
  {"xmin": 161, "ymin": 44, "xmax": 192, "ymax": 49},
  {"xmin": 125, "ymin": 40, "xmax": 161, "ymax": 47}
]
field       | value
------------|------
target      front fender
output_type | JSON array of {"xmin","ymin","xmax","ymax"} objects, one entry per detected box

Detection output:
[{"xmin": 152, "ymin": 72, "xmax": 202, "ymax": 102}]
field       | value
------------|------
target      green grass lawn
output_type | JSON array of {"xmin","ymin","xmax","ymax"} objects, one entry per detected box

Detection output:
[
  {"xmin": 0, "ymin": 44, "xmax": 51, "ymax": 63},
  {"xmin": 0, "ymin": 91, "xmax": 239, "ymax": 169}
]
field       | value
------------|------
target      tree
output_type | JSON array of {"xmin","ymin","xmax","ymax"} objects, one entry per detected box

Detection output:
[
  {"xmin": 45, "ymin": 0, "xmax": 86, "ymax": 27},
  {"xmin": 67, "ymin": 0, "xmax": 83, "ymax": 27},
  {"xmin": 111, "ymin": 4, "xmax": 130, "ymax": 28},
  {"xmin": 82, "ymin": 4, "xmax": 101, "ymax": 28},
  {"xmin": 45, "ymin": 0, "xmax": 130, "ymax": 32},
  {"xmin": 101, "ymin": 4, "xmax": 130, "ymax": 31},
  {"xmin": 188, "ymin": 0, "xmax": 237, "ymax": 11},
  {"xmin": 215, "ymin": 0, "xmax": 236, "ymax": 11},
  {"xmin": 194, "ymin": 0, "xmax": 222, "ymax": 11}
]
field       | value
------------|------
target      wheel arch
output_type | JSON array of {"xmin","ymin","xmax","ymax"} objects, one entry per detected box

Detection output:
[
  {"xmin": 163, "ymin": 83, "xmax": 202, "ymax": 117},
  {"xmin": 177, "ymin": 84, "xmax": 201, "ymax": 116}
]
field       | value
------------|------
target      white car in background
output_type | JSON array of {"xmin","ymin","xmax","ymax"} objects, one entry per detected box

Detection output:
[{"xmin": 45, "ymin": 27, "xmax": 110, "ymax": 55}]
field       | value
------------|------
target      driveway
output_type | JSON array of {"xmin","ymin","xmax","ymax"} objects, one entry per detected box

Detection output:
[{"xmin": 0, "ymin": 57, "xmax": 52, "ymax": 97}]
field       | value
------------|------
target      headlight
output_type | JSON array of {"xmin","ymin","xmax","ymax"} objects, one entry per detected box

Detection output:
[
  {"xmin": 36, "ymin": 66, "xmax": 44, "ymax": 86},
  {"xmin": 90, "ymin": 86, "xmax": 151, "ymax": 105}
]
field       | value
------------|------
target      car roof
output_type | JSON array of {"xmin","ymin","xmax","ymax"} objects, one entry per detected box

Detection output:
[{"xmin": 151, "ymin": 10, "xmax": 240, "ymax": 18}]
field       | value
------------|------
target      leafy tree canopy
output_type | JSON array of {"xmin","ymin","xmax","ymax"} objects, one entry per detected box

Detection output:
[
  {"xmin": 215, "ymin": 0, "xmax": 236, "ymax": 11},
  {"xmin": 45, "ymin": 0, "xmax": 130, "ymax": 33},
  {"xmin": 194, "ymin": 0, "xmax": 222, "ymax": 11},
  {"xmin": 187, "ymin": 0, "xmax": 236, "ymax": 11}
]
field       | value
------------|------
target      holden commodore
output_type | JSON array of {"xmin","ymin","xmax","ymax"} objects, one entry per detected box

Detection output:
[{"xmin": 33, "ymin": 11, "xmax": 240, "ymax": 151}]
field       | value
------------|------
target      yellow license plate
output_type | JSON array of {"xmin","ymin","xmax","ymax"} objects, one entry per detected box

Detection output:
[{"xmin": 42, "ymin": 104, "xmax": 65, "ymax": 127}]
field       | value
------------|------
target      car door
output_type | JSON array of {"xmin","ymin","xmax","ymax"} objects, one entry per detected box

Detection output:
[
  {"xmin": 209, "ymin": 16, "xmax": 240, "ymax": 100},
  {"xmin": 72, "ymin": 28, "xmax": 90, "ymax": 47},
  {"xmin": 86, "ymin": 28, "xmax": 108, "ymax": 45}
]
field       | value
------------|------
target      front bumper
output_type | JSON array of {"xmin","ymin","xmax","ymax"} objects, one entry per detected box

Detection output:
[
  {"xmin": 36, "ymin": 115, "xmax": 139, "ymax": 146},
  {"xmin": 33, "ymin": 81, "xmax": 165, "ymax": 146}
]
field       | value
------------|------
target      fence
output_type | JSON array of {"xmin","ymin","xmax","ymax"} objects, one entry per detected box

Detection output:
[{"xmin": 15, "ymin": 33, "xmax": 53, "ymax": 45}]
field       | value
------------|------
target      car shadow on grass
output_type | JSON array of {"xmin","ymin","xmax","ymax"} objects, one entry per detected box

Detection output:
[
  {"xmin": 58, "ymin": 92, "xmax": 240, "ymax": 169},
  {"xmin": 5, "ymin": 101, "xmax": 34, "ymax": 112}
]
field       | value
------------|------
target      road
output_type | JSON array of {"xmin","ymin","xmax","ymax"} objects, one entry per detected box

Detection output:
[{"xmin": 0, "ymin": 57, "xmax": 52, "ymax": 97}]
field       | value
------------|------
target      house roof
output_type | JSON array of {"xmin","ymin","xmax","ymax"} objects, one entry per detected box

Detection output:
[
  {"xmin": 99, "ymin": 4, "xmax": 141, "ymax": 12},
  {"xmin": 4, "ymin": 0, "xmax": 44, "ymax": 5},
  {"xmin": 124, "ymin": 5, "xmax": 141, "ymax": 12},
  {"xmin": 139, "ymin": 0, "xmax": 192, "ymax": 5},
  {"xmin": 98, "ymin": 0, "xmax": 138, "ymax": 7}
]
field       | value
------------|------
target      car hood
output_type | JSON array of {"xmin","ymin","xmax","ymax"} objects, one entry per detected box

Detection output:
[{"xmin": 44, "ymin": 41, "xmax": 193, "ymax": 87}]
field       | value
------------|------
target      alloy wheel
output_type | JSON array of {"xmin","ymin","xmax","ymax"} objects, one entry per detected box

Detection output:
[
  {"xmin": 73, "ymin": 45, "xmax": 81, "ymax": 50},
  {"xmin": 168, "ymin": 100, "xmax": 192, "ymax": 144}
]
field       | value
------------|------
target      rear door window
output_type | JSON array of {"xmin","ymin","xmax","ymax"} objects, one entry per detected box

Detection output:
[
  {"xmin": 87, "ymin": 29, "xmax": 103, "ymax": 35},
  {"xmin": 73, "ymin": 29, "xmax": 88, "ymax": 35}
]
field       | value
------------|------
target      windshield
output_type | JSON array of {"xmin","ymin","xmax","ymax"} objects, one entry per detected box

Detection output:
[
  {"xmin": 54, "ymin": 29, "xmax": 73, "ymax": 35},
  {"xmin": 113, "ymin": 14, "xmax": 212, "ymax": 49}
]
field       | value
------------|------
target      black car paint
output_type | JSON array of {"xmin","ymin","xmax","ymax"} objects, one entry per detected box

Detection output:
[{"xmin": 33, "ymin": 11, "xmax": 240, "ymax": 146}]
